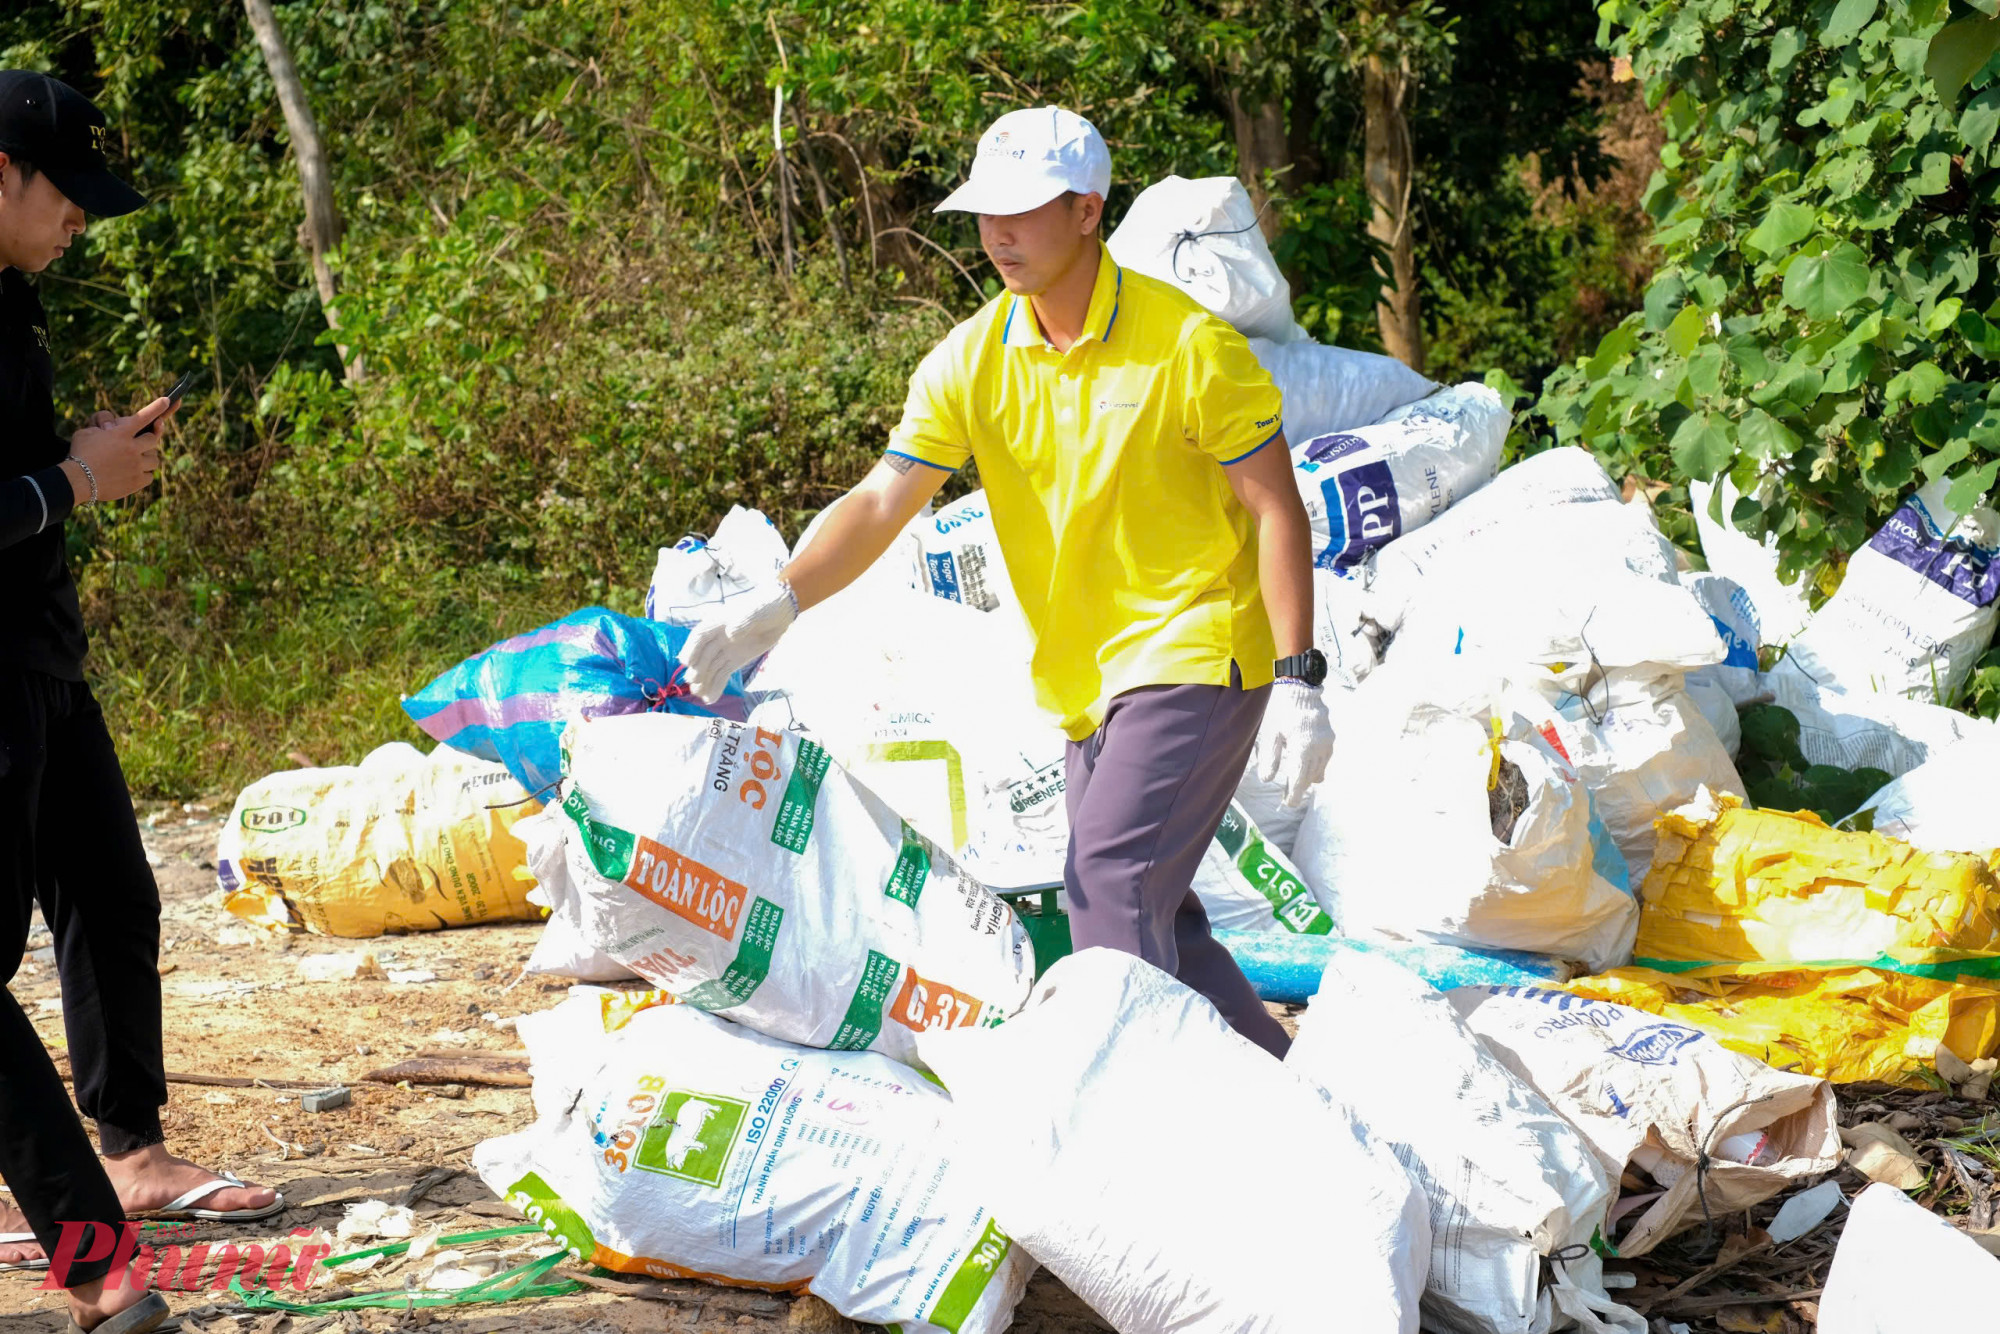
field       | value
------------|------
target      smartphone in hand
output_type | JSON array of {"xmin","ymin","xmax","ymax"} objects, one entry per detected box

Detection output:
[{"xmin": 136, "ymin": 369, "xmax": 197, "ymax": 436}]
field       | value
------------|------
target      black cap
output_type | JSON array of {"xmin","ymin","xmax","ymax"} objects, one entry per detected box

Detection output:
[{"xmin": 0, "ymin": 70, "xmax": 145, "ymax": 217}]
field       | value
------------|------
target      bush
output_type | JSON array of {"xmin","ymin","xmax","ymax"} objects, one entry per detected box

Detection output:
[{"xmin": 1536, "ymin": 0, "xmax": 2000, "ymax": 589}]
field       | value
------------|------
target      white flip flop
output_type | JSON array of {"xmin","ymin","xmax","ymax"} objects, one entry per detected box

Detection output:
[
  {"xmin": 0, "ymin": 1231, "xmax": 49, "ymax": 1273},
  {"xmin": 138, "ymin": 1171, "xmax": 285, "ymax": 1223}
]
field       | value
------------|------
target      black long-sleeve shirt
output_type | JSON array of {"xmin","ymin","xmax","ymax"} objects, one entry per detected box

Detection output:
[{"xmin": 1, "ymin": 267, "xmax": 87, "ymax": 679}]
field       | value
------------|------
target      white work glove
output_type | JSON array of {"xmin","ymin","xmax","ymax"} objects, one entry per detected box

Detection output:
[
  {"xmin": 1254, "ymin": 679, "xmax": 1334, "ymax": 809},
  {"xmin": 681, "ymin": 579, "xmax": 799, "ymax": 704}
]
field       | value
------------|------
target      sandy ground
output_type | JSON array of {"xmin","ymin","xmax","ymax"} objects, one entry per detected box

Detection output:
[{"xmin": 0, "ymin": 804, "xmax": 1133, "ymax": 1334}]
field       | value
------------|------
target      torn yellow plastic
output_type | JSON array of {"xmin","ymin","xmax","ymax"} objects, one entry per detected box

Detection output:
[
  {"xmin": 1566, "ymin": 966, "xmax": 2000, "ymax": 1087},
  {"xmin": 598, "ymin": 988, "xmax": 679, "ymax": 1032},
  {"xmin": 1637, "ymin": 794, "xmax": 2000, "ymax": 979},
  {"xmin": 222, "ymin": 753, "xmax": 544, "ymax": 938}
]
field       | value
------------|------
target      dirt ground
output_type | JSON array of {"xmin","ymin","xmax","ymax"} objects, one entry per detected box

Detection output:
[{"xmin": 1, "ymin": 805, "xmax": 1122, "ymax": 1334}]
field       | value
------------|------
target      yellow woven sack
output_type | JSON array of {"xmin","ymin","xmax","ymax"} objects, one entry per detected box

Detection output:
[
  {"xmin": 1638, "ymin": 793, "xmax": 2000, "ymax": 978},
  {"xmin": 218, "ymin": 743, "xmax": 543, "ymax": 937},
  {"xmin": 1567, "ymin": 966, "xmax": 2000, "ymax": 1086}
]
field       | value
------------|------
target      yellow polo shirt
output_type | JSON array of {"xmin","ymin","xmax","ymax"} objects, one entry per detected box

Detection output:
[{"xmin": 887, "ymin": 242, "xmax": 1284, "ymax": 740}]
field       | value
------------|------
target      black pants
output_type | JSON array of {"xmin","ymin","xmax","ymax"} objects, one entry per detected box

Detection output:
[{"xmin": 1, "ymin": 670, "xmax": 165, "ymax": 1286}]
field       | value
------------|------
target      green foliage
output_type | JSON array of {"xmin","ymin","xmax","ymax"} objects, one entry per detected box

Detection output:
[
  {"xmin": 1736, "ymin": 704, "xmax": 1890, "ymax": 822},
  {"xmin": 1420, "ymin": 165, "xmax": 1654, "ymax": 390},
  {"xmin": 2, "ymin": 0, "xmax": 1256, "ymax": 794},
  {"xmin": 1272, "ymin": 179, "xmax": 1387, "ymax": 346},
  {"xmin": 1536, "ymin": 0, "xmax": 2000, "ymax": 607},
  {"xmin": 1, "ymin": 0, "xmax": 1653, "ymax": 793}
]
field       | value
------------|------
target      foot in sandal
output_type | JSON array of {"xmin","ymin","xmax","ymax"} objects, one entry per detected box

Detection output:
[
  {"xmin": 66, "ymin": 1273, "xmax": 169, "ymax": 1334},
  {"xmin": 0, "ymin": 1197, "xmax": 47, "ymax": 1271},
  {"xmin": 102, "ymin": 1145, "xmax": 281, "ymax": 1221}
]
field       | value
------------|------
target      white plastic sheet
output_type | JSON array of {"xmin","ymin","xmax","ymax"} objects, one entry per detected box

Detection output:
[{"xmin": 1818, "ymin": 1183, "xmax": 1998, "ymax": 1334}]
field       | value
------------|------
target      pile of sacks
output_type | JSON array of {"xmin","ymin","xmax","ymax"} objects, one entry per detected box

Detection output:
[
  {"xmin": 451, "ymin": 177, "xmax": 1846, "ymax": 1331},
  {"xmin": 1113, "ymin": 179, "xmax": 2000, "ymax": 1095},
  {"xmin": 214, "ymin": 172, "xmax": 2000, "ymax": 1332}
]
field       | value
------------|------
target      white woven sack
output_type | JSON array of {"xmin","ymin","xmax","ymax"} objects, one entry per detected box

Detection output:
[
  {"xmin": 1290, "ymin": 661, "xmax": 1638, "ymax": 972},
  {"xmin": 478, "ymin": 993, "xmax": 1031, "ymax": 1333},
  {"xmin": 1107, "ymin": 174, "xmax": 1301, "ymax": 341},
  {"xmin": 540, "ymin": 712, "xmax": 1036, "ymax": 1066},
  {"xmin": 1290, "ymin": 952, "xmax": 1641, "ymax": 1334},
  {"xmin": 1776, "ymin": 476, "xmax": 2000, "ymax": 703},
  {"xmin": 1447, "ymin": 984, "xmax": 1842, "ymax": 1258},
  {"xmin": 1248, "ymin": 335, "xmax": 1436, "ymax": 442},
  {"xmin": 919, "ymin": 948, "xmax": 1430, "ymax": 1334},
  {"xmin": 1856, "ymin": 735, "xmax": 2000, "ymax": 854}
]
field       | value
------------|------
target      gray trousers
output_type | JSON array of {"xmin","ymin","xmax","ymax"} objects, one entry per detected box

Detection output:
[{"xmin": 1063, "ymin": 668, "xmax": 1292, "ymax": 1058}]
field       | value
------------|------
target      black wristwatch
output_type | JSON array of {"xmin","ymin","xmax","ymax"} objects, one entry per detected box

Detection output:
[{"xmin": 1274, "ymin": 649, "xmax": 1328, "ymax": 688}]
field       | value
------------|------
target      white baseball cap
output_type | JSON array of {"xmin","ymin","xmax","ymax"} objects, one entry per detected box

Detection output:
[{"xmin": 934, "ymin": 106, "xmax": 1112, "ymax": 217}]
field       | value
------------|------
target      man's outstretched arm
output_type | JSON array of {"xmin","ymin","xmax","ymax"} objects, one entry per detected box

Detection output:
[
  {"xmin": 784, "ymin": 453, "xmax": 952, "ymax": 610},
  {"xmin": 680, "ymin": 452, "xmax": 951, "ymax": 702}
]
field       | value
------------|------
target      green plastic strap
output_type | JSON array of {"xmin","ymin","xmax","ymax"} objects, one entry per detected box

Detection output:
[
  {"xmin": 233, "ymin": 1236, "xmax": 580, "ymax": 1314},
  {"xmin": 319, "ymin": 1223, "xmax": 544, "ymax": 1270},
  {"xmin": 1633, "ymin": 953, "xmax": 2000, "ymax": 981}
]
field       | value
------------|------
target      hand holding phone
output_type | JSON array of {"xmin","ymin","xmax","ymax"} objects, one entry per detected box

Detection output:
[{"xmin": 135, "ymin": 369, "xmax": 197, "ymax": 436}]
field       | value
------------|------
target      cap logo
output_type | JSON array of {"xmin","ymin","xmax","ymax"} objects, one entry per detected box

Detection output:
[
  {"xmin": 89, "ymin": 124, "xmax": 106, "ymax": 153},
  {"xmin": 982, "ymin": 129, "xmax": 1026, "ymax": 161}
]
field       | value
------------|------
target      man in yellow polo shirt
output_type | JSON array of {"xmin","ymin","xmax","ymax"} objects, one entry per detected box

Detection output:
[{"xmin": 683, "ymin": 106, "xmax": 1329, "ymax": 1057}]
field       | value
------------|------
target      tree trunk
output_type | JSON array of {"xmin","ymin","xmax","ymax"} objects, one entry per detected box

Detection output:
[
  {"xmin": 1363, "ymin": 51, "xmax": 1423, "ymax": 372},
  {"xmin": 788, "ymin": 101, "xmax": 852, "ymax": 292},
  {"xmin": 242, "ymin": 0, "xmax": 359, "ymax": 381},
  {"xmin": 1226, "ymin": 89, "xmax": 1288, "ymax": 247},
  {"xmin": 772, "ymin": 85, "xmax": 796, "ymax": 277}
]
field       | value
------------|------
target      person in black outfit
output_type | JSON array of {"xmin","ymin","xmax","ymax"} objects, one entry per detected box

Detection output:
[{"xmin": 0, "ymin": 70, "xmax": 275, "ymax": 1333}]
